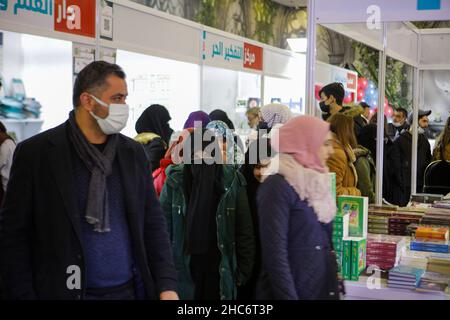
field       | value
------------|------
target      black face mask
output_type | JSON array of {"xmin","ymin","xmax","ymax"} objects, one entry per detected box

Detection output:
[
  {"xmin": 257, "ymin": 121, "xmax": 269, "ymax": 131},
  {"xmin": 319, "ymin": 101, "xmax": 330, "ymax": 114}
]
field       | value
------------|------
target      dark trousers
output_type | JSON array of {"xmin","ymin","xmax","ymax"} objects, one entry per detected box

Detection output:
[{"xmin": 85, "ymin": 279, "xmax": 136, "ymax": 300}]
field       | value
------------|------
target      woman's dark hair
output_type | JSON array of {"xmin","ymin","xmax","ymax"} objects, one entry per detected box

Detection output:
[
  {"xmin": 0, "ymin": 121, "xmax": 7, "ymax": 133},
  {"xmin": 437, "ymin": 116, "xmax": 450, "ymax": 157},
  {"xmin": 329, "ymin": 113, "xmax": 358, "ymax": 148},
  {"xmin": 72, "ymin": 61, "xmax": 126, "ymax": 108},
  {"xmin": 369, "ymin": 112, "xmax": 389, "ymax": 139},
  {"xmin": 319, "ymin": 82, "xmax": 345, "ymax": 106}
]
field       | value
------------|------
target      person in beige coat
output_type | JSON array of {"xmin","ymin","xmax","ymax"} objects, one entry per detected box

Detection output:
[{"xmin": 327, "ymin": 113, "xmax": 361, "ymax": 197}]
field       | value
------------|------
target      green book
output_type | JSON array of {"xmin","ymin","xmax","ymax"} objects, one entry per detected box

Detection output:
[
  {"xmin": 330, "ymin": 172, "xmax": 337, "ymax": 205},
  {"xmin": 338, "ymin": 196, "xmax": 369, "ymax": 238},
  {"xmin": 343, "ymin": 239, "xmax": 352, "ymax": 280},
  {"xmin": 350, "ymin": 238, "xmax": 367, "ymax": 281}
]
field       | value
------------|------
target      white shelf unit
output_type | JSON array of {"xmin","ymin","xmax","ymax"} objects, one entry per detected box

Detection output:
[{"xmin": 1, "ymin": 118, "xmax": 44, "ymax": 142}]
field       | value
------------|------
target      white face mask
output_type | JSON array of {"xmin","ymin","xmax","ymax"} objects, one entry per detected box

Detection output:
[
  {"xmin": 418, "ymin": 127, "xmax": 426, "ymax": 135},
  {"xmin": 89, "ymin": 95, "xmax": 129, "ymax": 135}
]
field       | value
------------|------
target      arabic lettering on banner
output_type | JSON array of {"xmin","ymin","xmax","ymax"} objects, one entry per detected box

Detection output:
[
  {"xmin": 243, "ymin": 42, "xmax": 263, "ymax": 71},
  {"xmin": 54, "ymin": 0, "xmax": 95, "ymax": 38},
  {"xmin": 202, "ymin": 31, "xmax": 264, "ymax": 72},
  {"xmin": 12, "ymin": 0, "xmax": 53, "ymax": 15},
  {"xmin": 332, "ymin": 68, "xmax": 357, "ymax": 92}
]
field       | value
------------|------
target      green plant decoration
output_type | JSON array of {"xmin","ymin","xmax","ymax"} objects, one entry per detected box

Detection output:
[
  {"xmin": 196, "ymin": 0, "xmax": 218, "ymax": 28},
  {"xmin": 253, "ymin": 0, "xmax": 278, "ymax": 44},
  {"xmin": 353, "ymin": 42, "xmax": 411, "ymax": 111}
]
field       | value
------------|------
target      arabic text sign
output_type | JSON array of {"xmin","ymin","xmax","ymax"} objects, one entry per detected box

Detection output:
[
  {"xmin": 0, "ymin": 0, "xmax": 53, "ymax": 30},
  {"xmin": 243, "ymin": 42, "xmax": 263, "ymax": 71},
  {"xmin": 54, "ymin": 0, "xmax": 95, "ymax": 38},
  {"xmin": 203, "ymin": 31, "xmax": 264, "ymax": 72}
]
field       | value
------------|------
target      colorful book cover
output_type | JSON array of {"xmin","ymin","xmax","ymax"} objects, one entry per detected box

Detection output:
[
  {"xmin": 343, "ymin": 239, "xmax": 352, "ymax": 280},
  {"xmin": 350, "ymin": 237, "xmax": 366, "ymax": 281},
  {"xmin": 338, "ymin": 196, "xmax": 368, "ymax": 238},
  {"xmin": 415, "ymin": 226, "xmax": 449, "ymax": 241},
  {"xmin": 389, "ymin": 266, "xmax": 426, "ymax": 286}
]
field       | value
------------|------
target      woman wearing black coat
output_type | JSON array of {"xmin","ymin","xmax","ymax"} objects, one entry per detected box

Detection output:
[{"xmin": 134, "ymin": 105, "xmax": 173, "ymax": 172}]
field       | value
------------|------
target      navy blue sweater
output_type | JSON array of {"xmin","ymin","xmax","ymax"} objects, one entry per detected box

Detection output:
[
  {"xmin": 73, "ymin": 145, "xmax": 135, "ymax": 289},
  {"xmin": 256, "ymin": 174, "xmax": 336, "ymax": 300}
]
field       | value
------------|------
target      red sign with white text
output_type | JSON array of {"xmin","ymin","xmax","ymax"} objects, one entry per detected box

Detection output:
[
  {"xmin": 347, "ymin": 72, "xmax": 357, "ymax": 90},
  {"xmin": 54, "ymin": 0, "xmax": 96, "ymax": 38},
  {"xmin": 243, "ymin": 43, "xmax": 263, "ymax": 71}
]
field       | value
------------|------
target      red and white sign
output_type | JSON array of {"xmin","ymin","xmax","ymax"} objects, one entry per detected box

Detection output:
[
  {"xmin": 54, "ymin": 0, "xmax": 96, "ymax": 38},
  {"xmin": 243, "ymin": 43, "xmax": 263, "ymax": 71},
  {"xmin": 347, "ymin": 72, "xmax": 357, "ymax": 90}
]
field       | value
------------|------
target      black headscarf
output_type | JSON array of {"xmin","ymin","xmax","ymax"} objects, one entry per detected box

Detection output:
[
  {"xmin": 209, "ymin": 109, "xmax": 235, "ymax": 130},
  {"xmin": 183, "ymin": 129, "xmax": 224, "ymax": 255},
  {"xmin": 135, "ymin": 104, "xmax": 173, "ymax": 145}
]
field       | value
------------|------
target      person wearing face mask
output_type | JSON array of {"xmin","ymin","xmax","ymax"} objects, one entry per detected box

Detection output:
[
  {"xmin": 394, "ymin": 109, "xmax": 432, "ymax": 206},
  {"xmin": 387, "ymin": 107, "xmax": 409, "ymax": 140},
  {"xmin": 0, "ymin": 61, "xmax": 178, "ymax": 300},
  {"xmin": 319, "ymin": 82, "xmax": 350, "ymax": 121}
]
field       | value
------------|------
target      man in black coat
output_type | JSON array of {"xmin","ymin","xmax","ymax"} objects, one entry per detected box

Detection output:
[
  {"xmin": 394, "ymin": 110, "xmax": 432, "ymax": 207},
  {"xmin": 0, "ymin": 61, "xmax": 178, "ymax": 300}
]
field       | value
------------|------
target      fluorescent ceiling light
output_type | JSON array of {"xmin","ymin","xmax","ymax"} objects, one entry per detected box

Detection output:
[{"xmin": 287, "ymin": 38, "xmax": 307, "ymax": 53}]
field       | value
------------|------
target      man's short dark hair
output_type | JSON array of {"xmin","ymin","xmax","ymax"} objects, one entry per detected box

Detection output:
[
  {"xmin": 72, "ymin": 61, "xmax": 126, "ymax": 108},
  {"xmin": 319, "ymin": 82, "xmax": 345, "ymax": 106},
  {"xmin": 396, "ymin": 107, "xmax": 408, "ymax": 119},
  {"xmin": 359, "ymin": 102, "xmax": 371, "ymax": 109}
]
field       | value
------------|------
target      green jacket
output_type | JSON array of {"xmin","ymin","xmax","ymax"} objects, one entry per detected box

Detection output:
[
  {"xmin": 354, "ymin": 146, "xmax": 376, "ymax": 203},
  {"xmin": 159, "ymin": 164, "xmax": 255, "ymax": 300}
]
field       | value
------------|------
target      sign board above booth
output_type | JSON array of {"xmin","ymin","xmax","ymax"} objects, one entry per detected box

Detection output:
[
  {"xmin": 315, "ymin": 0, "xmax": 450, "ymax": 23},
  {"xmin": 202, "ymin": 31, "xmax": 263, "ymax": 72}
]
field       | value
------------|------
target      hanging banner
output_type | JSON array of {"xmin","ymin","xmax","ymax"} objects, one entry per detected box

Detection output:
[
  {"xmin": 202, "ymin": 31, "xmax": 263, "ymax": 72},
  {"xmin": 54, "ymin": 0, "xmax": 96, "ymax": 38}
]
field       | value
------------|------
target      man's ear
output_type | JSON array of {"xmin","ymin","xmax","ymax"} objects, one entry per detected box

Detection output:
[{"xmin": 79, "ymin": 92, "xmax": 95, "ymax": 112}]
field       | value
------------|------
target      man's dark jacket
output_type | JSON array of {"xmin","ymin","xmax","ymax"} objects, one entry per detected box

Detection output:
[{"xmin": 0, "ymin": 121, "xmax": 177, "ymax": 300}]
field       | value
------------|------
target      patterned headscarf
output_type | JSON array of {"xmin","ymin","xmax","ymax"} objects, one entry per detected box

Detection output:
[
  {"xmin": 260, "ymin": 104, "xmax": 294, "ymax": 128},
  {"xmin": 206, "ymin": 120, "xmax": 244, "ymax": 166}
]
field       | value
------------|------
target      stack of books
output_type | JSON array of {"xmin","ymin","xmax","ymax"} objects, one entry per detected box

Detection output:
[
  {"xmin": 421, "ymin": 208, "xmax": 450, "ymax": 227},
  {"xmin": 417, "ymin": 272, "xmax": 450, "ymax": 293},
  {"xmin": 388, "ymin": 215, "xmax": 422, "ymax": 236},
  {"xmin": 342, "ymin": 237, "xmax": 367, "ymax": 281},
  {"xmin": 368, "ymin": 208, "xmax": 394, "ymax": 235},
  {"xmin": 388, "ymin": 266, "xmax": 425, "ymax": 290},
  {"xmin": 332, "ymin": 214, "xmax": 349, "ymax": 275},
  {"xmin": 366, "ymin": 235, "xmax": 406, "ymax": 271},
  {"xmin": 427, "ymin": 253, "xmax": 450, "ymax": 276},
  {"xmin": 399, "ymin": 249, "xmax": 430, "ymax": 270},
  {"xmin": 410, "ymin": 238, "xmax": 450, "ymax": 253}
]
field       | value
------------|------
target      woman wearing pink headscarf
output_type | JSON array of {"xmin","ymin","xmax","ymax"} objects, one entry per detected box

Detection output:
[{"xmin": 255, "ymin": 115, "xmax": 340, "ymax": 300}]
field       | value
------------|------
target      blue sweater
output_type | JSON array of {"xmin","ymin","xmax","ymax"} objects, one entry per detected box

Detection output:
[
  {"xmin": 256, "ymin": 174, "xmax": 335, "ymax": 300},
  {"xmin": 73, "ymin": 149, "xmax": 135, "ymax": 289}
]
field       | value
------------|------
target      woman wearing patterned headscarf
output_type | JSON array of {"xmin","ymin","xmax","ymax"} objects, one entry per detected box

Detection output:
[
  {"xmin": 206, "ymin": 120, "xmax": 244, "ymax": 166},
  {"xmin": 259, "ymin": 104, "xmax": 294, "ymax": 131}
]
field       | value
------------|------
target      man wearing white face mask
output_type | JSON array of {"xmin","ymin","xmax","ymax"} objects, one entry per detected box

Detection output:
[
  {"xmin": 0, "ymin": 61, "xmax": 178, "ymax": 301},
  {"xmin": 394, "ymin": 109, "xmax": 432, "ymax": 206}
]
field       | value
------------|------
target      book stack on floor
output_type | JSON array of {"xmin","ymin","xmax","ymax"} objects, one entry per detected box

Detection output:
[
  {"xmin": 387, "ymin": 266, "xmax": 425, "ymax": 290},
  {"xmin": 338, "ymin": 196, "xmax": 368, "ymax": 281},
  {"xmin": 366, "ymin": 234, "xmax": 406, "ymax": 271}
]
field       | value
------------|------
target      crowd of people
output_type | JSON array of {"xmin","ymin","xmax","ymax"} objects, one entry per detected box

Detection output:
[{"xmin": 0, "ymin": 61, "xmax": 449, "ymax": 300}]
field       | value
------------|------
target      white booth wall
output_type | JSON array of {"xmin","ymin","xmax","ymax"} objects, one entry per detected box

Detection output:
[
  {"xmin": 1, "ymin": 30, "xmax": 72, "ymax": 133},
  {"xmin": 116, "ymin": 49, "xmax": 201, "ymax": 136}
]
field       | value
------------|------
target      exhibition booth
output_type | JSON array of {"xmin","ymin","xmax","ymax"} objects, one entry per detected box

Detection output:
[
  {"xmin": 306, "ymin": 0, "xmax": 450, "ymax": 300},
  {"xmin": 0, "ymin": 0, "xmax": 305, "ymax": 140}
]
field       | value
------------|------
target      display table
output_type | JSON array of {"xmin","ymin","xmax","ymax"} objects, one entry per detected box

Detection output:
[{"xmin": 344, "ymin": 276, "xmax": 450, "ymax": 300}]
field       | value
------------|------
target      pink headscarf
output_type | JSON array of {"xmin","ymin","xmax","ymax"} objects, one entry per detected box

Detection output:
[{"xmin": 270, "ymin": 115, "xmax": 330, "ymax": 173}]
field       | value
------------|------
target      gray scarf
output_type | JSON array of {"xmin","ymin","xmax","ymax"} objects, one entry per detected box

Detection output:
[{"xmin": 67, "ymin": 111, "xmax": 118, "ymax": 233}]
